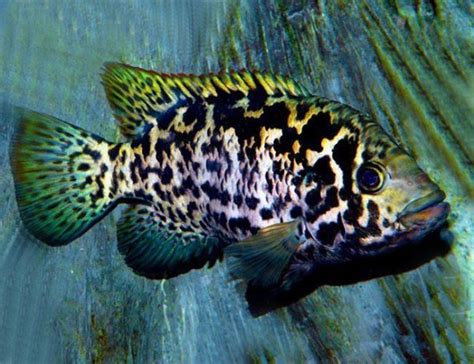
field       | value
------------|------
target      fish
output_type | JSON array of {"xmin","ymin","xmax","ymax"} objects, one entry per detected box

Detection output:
[{"xmin": 10, "ymin": 63, "xmax": 450, "ymax": 298}]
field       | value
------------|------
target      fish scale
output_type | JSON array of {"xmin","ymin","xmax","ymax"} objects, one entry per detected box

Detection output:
[{"xmin": 10, "ymin": 63, "xmax": 449, "ymax": 297}]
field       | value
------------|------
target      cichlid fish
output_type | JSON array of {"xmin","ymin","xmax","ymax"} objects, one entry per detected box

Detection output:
[{"xmin": 10, "ymin": 63, "xmax": 449, "ymax": 296}]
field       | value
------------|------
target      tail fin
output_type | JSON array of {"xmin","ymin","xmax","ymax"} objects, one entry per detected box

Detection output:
[{"xmin": 10, "ymin": 109, "xmax": 118, "ymax": 246}]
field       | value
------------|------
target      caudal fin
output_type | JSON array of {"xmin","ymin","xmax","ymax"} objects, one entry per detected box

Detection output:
[{"xmin": 10, "ymin": 109, "xmax": 118, "ymax": 246}]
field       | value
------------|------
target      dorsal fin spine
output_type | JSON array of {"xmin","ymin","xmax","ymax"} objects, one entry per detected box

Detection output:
[
  {"xmin": 211, "ymin": 75, "xmax": 230, "ymax": 94},
  {"xmin": 181, "ymin": 77, "xmax": 200, "ymax": 96},
  {"xmin": 255, "ymin": 73, "xmax": 274, "ymax": 95},
  {"xmin": 203, "ymin": 77, "xmax": 218, "ymax": 97},
  {"xmin": 242, "ymin": 72, "xmax": 257, "ymax": 89},
  {"xmin": 231, "ymin": 73, "xmax": 250, "ymax": 94},
  {"xmin": 220, "ymin": 74, "xmax": 238, "ymax": 92},
  {"xmin": 174, "ymin": 78, "xmax": 193, "ymax": 98}
]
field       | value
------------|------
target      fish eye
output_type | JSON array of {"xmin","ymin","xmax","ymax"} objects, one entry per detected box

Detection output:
[{"xmin": 357, "ymin": 162, "xmax": 385, "ymax": 194}]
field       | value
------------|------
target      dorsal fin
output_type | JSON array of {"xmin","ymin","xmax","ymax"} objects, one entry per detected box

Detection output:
[{"xmin": 101, "ymin": 63, "xmax": 308, "ymax": 139}]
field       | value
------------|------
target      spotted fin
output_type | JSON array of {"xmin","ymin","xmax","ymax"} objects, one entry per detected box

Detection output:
[
  {"xmin": 224, "ymin": 220, "xmax": 300, "ymax": 288},
  {"xmin": 101, "ymin": 63, "xmax": 308, "ymax": 139},
  {"xmin": 117, "ymin": 204, "xmax": 225, "ymax": 279},
  {"xmin": 10, "ymin": 109, "xmax": 118, "ymax": 246}
]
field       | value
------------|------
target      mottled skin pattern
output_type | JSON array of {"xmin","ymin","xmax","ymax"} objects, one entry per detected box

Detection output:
[
  {"xmin": 105, "ymin": 85, "xmax": 437, "ymax": 269},
  {"xmin": 99, "ymin": 64, "xmax": 449, "ymax": 286},
  {"xmin": 11, "ymin": 64, "xmax": 449, "ymax": 290}
]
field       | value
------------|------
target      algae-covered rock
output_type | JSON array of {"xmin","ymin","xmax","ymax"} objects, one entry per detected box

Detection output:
[{"xmin": 0, "ymin": 0, "xmax": 471, "ymax": 362}]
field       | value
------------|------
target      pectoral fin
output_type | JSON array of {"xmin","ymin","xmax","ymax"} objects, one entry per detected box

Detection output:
[{"xmin": 224, "ymin": 220, "xmax": 300, "ymax": 288}]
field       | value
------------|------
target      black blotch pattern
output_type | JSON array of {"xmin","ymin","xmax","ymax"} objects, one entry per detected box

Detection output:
[
  {"xmin": 259, "ymin": 208, "xmax": 273, "ymax": 220},
  {"xmin": 215, "ymin": 100, "xmax": 291, "ymax": 147},
  {"xmin": 161, "ymin": 166, "xmax": 173, "ymax": 184},
  {"xmin": 229, "ymin": 217, "xmax": 251, "ymax": 234},
  {"xmin": 305, "ymin": 188, "xmax": 321, "ymax": 208},
  {"xmin": 296, "ymin": 103, "xmax": 310, "ymax": 120},
  {"xmin": 333, "ymin": 137, "xmax": 358, "ymax": 198},
  {"xmin": 100, "ymin": 164, "xmax": 108, "ymax": 174},
  {"xmin": 206, "ymin": 160, "xmax": 222, "ymax": 173},
  {"xmin": 343, "ymin": 194, "xmax": 363, "ymax": 224},
  {"xmin": 201, "ymin": 182, "xmax": 219, "ymax": 200},
  {"xmin": 366, "ymin": 200, "xmax": 382, "ymax": 236},
  {"xmin": 78, "ymin": 163, "xmax": 90, "ymax": 171},
  {"xmin": 316, "ymin": 222, "xmax": 340, "ymax": 246},
  {"xmin": 108, "ymin": 144, "xmax": 121, "ymax": 160},
  {"xmin": 299, "ymin": 112, "xmax": 340, "ymax": 153},
  {"xmin": 218, "ymin": 212, "xmax": 227, "ymax": 228},
  {"xmin": 233, "ymin": 194, "xmax": 243, "ymax": 207},
  {"xmin": 141, "ymin": 134, "xmax": 151, "ymax": 156},
  {"xmin": 83, "ymin": 145, "xmax": 101, "ymax": 162},
  {"xmin": 290, "ymin": 206, "xmax": 302, "ymax": 218},
  {"xmin": 245, "ymin": 196, "xmax": 260, "ymax": 210},
  {"xmin": 312, "ymin": 156, "xmax": 335, "ymax": 185}
]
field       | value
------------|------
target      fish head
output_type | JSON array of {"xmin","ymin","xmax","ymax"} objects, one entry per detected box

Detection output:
[{"xmin": 341, "ymin": 123, "xmax": 450, "ymax": 252}]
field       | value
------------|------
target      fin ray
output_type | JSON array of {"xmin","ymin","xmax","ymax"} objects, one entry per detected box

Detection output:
[{"xmin": 225, "ymin": 220, "xmax": 300, "ymax": 288}]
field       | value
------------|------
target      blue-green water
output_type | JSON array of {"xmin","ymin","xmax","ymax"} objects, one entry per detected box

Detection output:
[{"xmin": 0, "ymin": 1, "xmax": 472, "ymax": 363}]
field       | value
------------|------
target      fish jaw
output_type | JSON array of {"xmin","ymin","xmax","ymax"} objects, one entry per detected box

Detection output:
[{"xmin": 397, "ymin": 189, "xmax": 450, "ymax": 241}]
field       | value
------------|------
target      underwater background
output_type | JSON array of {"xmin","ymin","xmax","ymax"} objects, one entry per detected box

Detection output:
[{"xmin": 0, "ymin": 0, "xmax": 472, "ymax": 362}]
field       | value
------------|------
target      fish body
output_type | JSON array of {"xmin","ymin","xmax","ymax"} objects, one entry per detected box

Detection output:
[{"xmin": 10, "ymin": 64, "xmax": 450, "ymax": 297}]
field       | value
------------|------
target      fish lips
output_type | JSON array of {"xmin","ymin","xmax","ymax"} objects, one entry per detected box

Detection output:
[{"xmin": 398, "ymin": 189, "xmax": 450, "ymax": 231}]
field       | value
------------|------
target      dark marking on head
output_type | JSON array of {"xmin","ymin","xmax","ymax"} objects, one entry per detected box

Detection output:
[
  {"xmin": 299, "ymin": 112, "xmax": 340, "ymax": 153},
  {"xmin": 343, "ymin": 194, "xmax": 363, "ymax": 224},
  {"xmin": 316, "ymin": 222, "xmax": 340, "ymax": 246},
  {"xmin": 333, "ymin": 137, "xmax": 358, "ymax": 197},
  {"xmin": 296, "ymin": 103, "xmax": 310, "ymax": 120},
  {"xmin": 366, "ymin": 200, "xmax": 381, "ymax": 237},
  {"xmin": 312, "ymin": 156, "xmax": 335, "ymax": 185}
]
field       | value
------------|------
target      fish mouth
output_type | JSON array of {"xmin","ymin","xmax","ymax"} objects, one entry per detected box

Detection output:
[{"xmin": 398, "ymin": 189, "xmax": 450, "ymax": 229}]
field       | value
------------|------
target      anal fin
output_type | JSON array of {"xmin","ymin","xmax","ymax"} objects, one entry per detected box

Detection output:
[
  {"xmin": 224, "ymin": 220, "xmax": 300, "ymax": 288},
  {"xmin": 117, "ymin": 204, "xmax": 225, "ymax": 279}
]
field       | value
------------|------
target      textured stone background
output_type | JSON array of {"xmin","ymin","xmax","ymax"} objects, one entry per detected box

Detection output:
[{"xmin": 0, "ymin": 0, "xmax": 472, "ymax": 362}]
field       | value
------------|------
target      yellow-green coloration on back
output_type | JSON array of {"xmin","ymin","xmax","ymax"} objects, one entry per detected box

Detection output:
[{"xmin": 10, "ymin": 63, "xmax": 450, "ymax": 302}]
